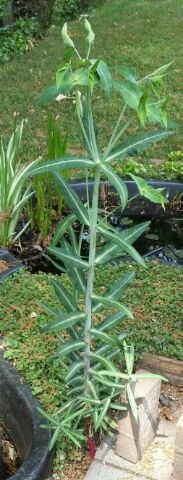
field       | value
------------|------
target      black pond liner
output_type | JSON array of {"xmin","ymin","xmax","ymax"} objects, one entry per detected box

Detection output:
[
  {"xmin": 0, "ymin": 352, "xmax": 53, "ymax": 479},
  {"xmin": 70, "ymin": 178, "xmax": 183, "ymax": 201},
  {"xmin": 0, "ymin": 250, "xmax": 24, "ymax": 283}
]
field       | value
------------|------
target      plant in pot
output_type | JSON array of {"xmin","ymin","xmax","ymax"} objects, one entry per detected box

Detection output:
[{"xmin": 26, "ymin": 20, "xmax": 171, "ymax": 459}]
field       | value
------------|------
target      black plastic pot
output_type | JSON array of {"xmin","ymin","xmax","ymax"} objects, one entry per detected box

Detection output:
[{"xmin": 0, "ymin": 352, "xmax": 53, "ymax": 479}]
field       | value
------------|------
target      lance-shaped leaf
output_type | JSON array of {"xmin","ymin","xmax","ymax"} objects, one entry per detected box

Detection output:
[
  {"xmin": 123, "ymin": 341, "xmax": 134, "ymax": 376},
  {"xmin": 95, "ymin": 221, "xmax": 149, "ymax": 265},
  {"xmin": 51, "ymin": 278, "xmax": 76, "ymax": 312},
  {"xmin": 126, "ymin": 383, "xmax": 139, "ymax": 422},
  {"xmin": 92, "ymin": 272, "xmax": 135, "ymax": 314},
  {"xmin": 61, "ymin": 426, "xmax": 84, "ymax": 448},
  {"xmin": 26, "ymin": 156, "xmax": 94, "ymax": 176},
  {"xmin": 90, "ymin": 370, "xmax": 126, "ymax": 390},
  {"xmin": 95, "ymin": 332, "xmax": 126, "ymax": 356},
  {"xmin": 106, "ymin": 130, "xmax": 173, "ymax": 163},
  {"xmin": 91, "ymin": 327, "xmax": 128, "ymax": 346},
  {"xmin": 95, "ymin": 397, "xmax": 111, "ymax": 430},
  {"xmin": 51, "ymin": 214, "xmax": 76, "ymax": 247},
  {"xmin": 91, "ymin": 294, "xmax": 134, "ymax": 319},
  {"xmin": 48, "ymin": 246, "xmax": 89, "ymax": 270},
  {"xmin": 96, "ymin": 225, "xmax": 145, "ymax": 267},
  {"xmin": 97, "ymin": 311, "xmax": 126, "ymax": 332},
  {"xmin": 68, "ymin": 225, "xmax": 78, "ymax": 254},
  {"xmin": 68, "ymin": 266, "xmax": 86, "ymax": 294},
  {"xmin": 56, "ymin": 340, "xmax": 85, "ymax": 357},
  {"xmin": 66, "ymin": 361, "xmax": 84, "ymax": 382},
  {"xmin": 90, "ymin": 352, "xmax": 118, "ymax": 372},
  {"xmin": 129, "ymin": 174, "xmax": 168, "ymax": 208},
  {"xmin": 110, "ymin": 403, "xmax": 127, "ymax": 411},
  {"xmin": 53, "ymin": 173, "xmax": 90, "ymax": 226},
  {"xmin": 101, "ymin": 164, "xmax": 128, "ymax": 210},
  {"xmin": 113, "ymin": 79, "xmax": 142, "ymax": 110},
  {"xmin": 42, "ymin": 311, "xmax": 86, "ymax": 333},
  {"xmin": 42, "ymin": 254, "xmax": 66, "ymax": 273}
]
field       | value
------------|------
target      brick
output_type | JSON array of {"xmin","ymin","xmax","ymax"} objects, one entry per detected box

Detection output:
[{"xmin": 115, "ymin": 370, "xmax": 161, "ymax": 463}]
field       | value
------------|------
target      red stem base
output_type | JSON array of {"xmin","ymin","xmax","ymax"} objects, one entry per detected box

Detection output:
[{"xmin": 86, "ymin": 417, "xmax": 96, "ymax": 460}]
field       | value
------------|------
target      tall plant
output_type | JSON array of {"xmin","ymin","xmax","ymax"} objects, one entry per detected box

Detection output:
[{"xmin": 27, "ymin": 21, "xmax": 171, "ymax": 454}]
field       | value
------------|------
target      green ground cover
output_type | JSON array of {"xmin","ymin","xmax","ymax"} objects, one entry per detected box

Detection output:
[
  {"xmin": 0, "ymin": 0, "xmax": 183, "ymax": 170},
  {"xmin": 0, "ymin": 262, "xmax": 182, "ymax": 403}
]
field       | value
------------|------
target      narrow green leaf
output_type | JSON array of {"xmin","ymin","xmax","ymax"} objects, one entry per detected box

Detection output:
[
  {"xmin": 90, "ymin": 372, "xmax": 125, "ymax": 390},
  {"xmin": 56, "ymin": 340, "xmax": 85, "ymax": 357},
  {"xmin": 95, "ymin": 398, "xmax": 111, "ymax": 430},
  {"xmin": 26, "ymin": 156, "xmax": 94, "ymax": 176},
  {"xmin": 90, "ymin": 328, "xmax": 122, "ymax": 347},
  {"xmin": 126, "ymin": 383, "xmax": 139, "ymax": 422},
  {"xmin": 92, "ymin": 294, "xmax": 134, "ymax": 319},
  {"xmin": 48, "ymin": 246, "xmax": 89, "ymax": 270},
  {"xmin": 66, "ymin": 361, "xmax": 84, "ymax": 382},
  {"xmin": 51, "ymin": 278, "xmax": 76, "ymax": 312},
  {"xmin": 101, "ymin": 164, "xmax": 128, "ymax": 210},
  {"xmin": 90, "ymin": 369, "xmax": 129, "ymax": 380},
  {"xmin": 49, "ymin": 426, "xmax": 61, "ymax": 451},
  {"xmin": 42, "ymin": 254, "xmax": 66, "ymax": 273},
  {"xmin": 95, "ymin": 221, "xmax": 150, "ymax": 265},
  {"xmin": 110, "ymin": 403, "xmax": 127, "ymax": 411},
  {"xmin": 67, "ymin": 267, "xmax": 86, "ymax": 294},
  {"xmin": 92, "ymin": 272, "xmax": 135, "ymax": 314},
  {"xmin": 106, "ymin": 130, "xmax": 173, "ymax": 163},
  {"xmin": 51, "ymin": 214, "xmax": 76, "ymax": 247},
  {"xmin": 97, "ymin": 312, "xmax": 126, "ymax": 332},
  {"xmin": 90, "ymin": 352, "xmax": 117, "ymax": 371},
  {"xmin": 97, "ymin": 224, "xmax": 146, "ymax": 267},
  {"xmin": 53, "ymin": 173, "xmax": 90, "ymax": 226},
  {"xmin": 42, "ymin": 311, "xmax": 86, "ymax": 333},
  {"xmin": 61, "ymin": 427, "xmax": 82, "ymax": 448},
  {"xmin": 78, "ymin": 396, "xmax": 101, "ymax": 405},
  {"xmin": 123, "ymin": 341, "xmax": 134, "ymax": 376},
  {"xmin": 132, "ymin": 373, "xmax": 168, "ymax": 382}
]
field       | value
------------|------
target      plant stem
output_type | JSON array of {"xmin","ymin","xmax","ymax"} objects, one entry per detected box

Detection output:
[
  {"xmin": 104, "ymin": 104, "xmax": 127, "ymax": 159},
  {"xmin": 84, "ymin": 165, "xmax": 101, "ymax": 397}
]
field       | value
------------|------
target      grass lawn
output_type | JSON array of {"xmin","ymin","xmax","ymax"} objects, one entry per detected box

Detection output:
[
  {"xmin": 0, "ymin": 0, "xmax": 183, "ymax": 168},
  {"xmin": 0, "ymin": 262, "xmax": 182, "ymax": 477}
]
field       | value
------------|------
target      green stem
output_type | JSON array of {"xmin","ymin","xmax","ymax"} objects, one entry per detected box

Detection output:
[
  {"xmin": 84, "ymin": 165, "xmax": 101, "ymax": 397},
  {"xmin": 104, "ymin": 104, "xmax": 127, "ymax": 159}
]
